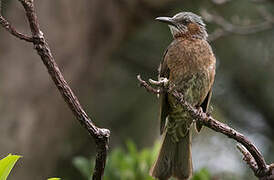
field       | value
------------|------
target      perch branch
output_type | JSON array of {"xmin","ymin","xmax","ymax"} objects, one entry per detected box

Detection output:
[
  {"xmin": 0, "ymin": 1, "xmax": 110, "ymax": 179},
  {"xmin": 137, "ymin": 75, "xmax": 273, "ymax": 179}
]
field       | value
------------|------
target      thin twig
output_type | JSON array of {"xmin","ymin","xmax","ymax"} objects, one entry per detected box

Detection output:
[
  {"xmin": 211, "ymin": 0, "xmax": 231, "ymax": 5},
  {"xmin": 0, "ymin": 0, "xmax": 33, "ymax": 42},
  {"xmin": 0, "ymin": 15, "xmax": 33, "ymax": 42},
  {"xmin": 137, "ymin": 75, "xmax": 272, "ymax": 179},
  {"xmin": 200, "ymin": 10, "xmax": 274, "ymax": 42},
  {"xmin": 237, "ymin": 144, "xmax": 258, "ymax": 173},
  {"xmin": 0, "ymin": 1, "xmax": 110, "ymax": 179},
  {"xmin": 137, "ymin": 75, "xmax": 162, "ymax": 94}
]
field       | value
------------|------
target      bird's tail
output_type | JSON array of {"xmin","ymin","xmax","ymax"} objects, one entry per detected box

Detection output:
[{"xmin": 150, "ymin": 131, "xmax": 192, "ymax": 180}]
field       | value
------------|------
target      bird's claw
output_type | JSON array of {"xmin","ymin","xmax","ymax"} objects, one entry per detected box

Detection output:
[
  {"xmin": 149, "ymin": 78, "xmax": 160, "ymax": 85},
  {"xmin": 157, "ymin": 89, "xmax": 160, "ymax": 98},
  {"xmin": 197, "ymin": 107, "xmax": 206, "ymax": 119},
  {"xmin": 160, "ymin": 77, "xmax": 169, "ymax": 87},
  {"xmin": 148, "ymin": 77, "xmax": 169, "ymax": 99},
  {"xmin": 149, "ymin": 77, "xmax": 169, "ymax": 87}
]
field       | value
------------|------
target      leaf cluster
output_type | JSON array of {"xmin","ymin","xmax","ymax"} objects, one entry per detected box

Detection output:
[{"xmin": 73, "ymin": 140, "xmax": 212, "ymax": 180}]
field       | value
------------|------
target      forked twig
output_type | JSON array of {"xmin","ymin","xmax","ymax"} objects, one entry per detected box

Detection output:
[{"xmin": 0, "ymin": 1, "xmax": 109, "ymax": 179}]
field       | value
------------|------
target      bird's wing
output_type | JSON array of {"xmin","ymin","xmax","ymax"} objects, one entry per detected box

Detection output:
[
  {"xmin": 195, "ymin": 89, "xmax": 212, "ymax": 132},
  {"xmin": 159, "ymin": 48, "xmax": 170, "ymax": 135}
]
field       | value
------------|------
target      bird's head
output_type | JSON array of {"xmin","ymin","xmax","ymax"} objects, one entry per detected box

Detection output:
[{"xmin": 156, "ymin": 12, "xmax": 208, "ymax": 40}]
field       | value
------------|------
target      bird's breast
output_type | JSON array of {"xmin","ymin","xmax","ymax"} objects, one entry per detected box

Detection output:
[{"xmin": 165, "ymin": 38, "xmax": 216, "ymax": 105}]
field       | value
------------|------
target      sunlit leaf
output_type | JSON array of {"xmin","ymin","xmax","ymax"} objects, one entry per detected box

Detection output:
[{"xmin": 0, "ymin": 154, "xmax": 22, "ymax": 180}]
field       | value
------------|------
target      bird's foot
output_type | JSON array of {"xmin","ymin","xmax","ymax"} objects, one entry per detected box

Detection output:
[
  {"xmin": 196, "ymin": 107, "xmax": 207, "ymax": 120},
  {"xmin": 149, "ymin": 77, "xmax": 169, "ymax": 87},
  {"xmin": 148, "ymin": 77, "xmax": 169, "ymax": 98}
]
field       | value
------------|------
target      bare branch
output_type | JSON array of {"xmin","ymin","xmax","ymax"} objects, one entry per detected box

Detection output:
[
  {"xmin": 137, "ymin": 75, "xmax": 272, "ymax": 179},
  {"xmin": 0, "ymin": 15, "xmax": 33, "ymax": 42},
  {"xmin": 0, "ymin": 0, "xmax": 33, "ymax": 42},
  {"xmin": 211, "ymin": 0, "xmax": 231, "ymax": 5},
  {"xmin": 200, "ymin": 10, "xmax": 274, "ymax": 42},
  {"xmin": 256, "ymin": 7, "xmax": 274, "ymax": 22},
  {"xmin": 137, "ymin": 75, "xmax": 162, "ymax": 95},
  {"xmin": 0, "ymin": 0, "xmax": 110, "ymax": 179},
  {"xmin": 237, "ymin": 144, "xmax": 258, "ymax": 173}
]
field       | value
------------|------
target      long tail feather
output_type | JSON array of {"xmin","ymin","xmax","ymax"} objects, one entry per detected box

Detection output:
[
  {"xmin": 173, "ymin": 131, "xmax": 192, "ymax": 180},
  {"xmin": 150, "ymin": 132, "xmax": 175, "ymax": 180},
  {"xmin": 150, "ymin": 131, "xmax": 192, "ymax": 180}
]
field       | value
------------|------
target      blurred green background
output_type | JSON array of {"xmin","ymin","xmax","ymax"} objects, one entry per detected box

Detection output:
[{"xmin": 0, "ymin": 0, "xmax": 274, "ymax": 179}]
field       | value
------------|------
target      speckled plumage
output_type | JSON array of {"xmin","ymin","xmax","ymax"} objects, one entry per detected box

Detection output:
[
  {"xmin": 151, "ymin": 12, "xmax": 216, "ymax": 180},
  {"xmin": 166, "ymin": 38, "xmax": 215, "ymax": 141}
]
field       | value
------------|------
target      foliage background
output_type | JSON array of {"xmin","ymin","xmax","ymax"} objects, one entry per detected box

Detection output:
[{"xmin": 0, "ymin": 0, "xmax": 273, "ymax": 179}]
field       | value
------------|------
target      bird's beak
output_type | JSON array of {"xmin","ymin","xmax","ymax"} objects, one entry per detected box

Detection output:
[{"xmin": 155, "ymin": 17, "xmax": 177, "ymax": 27}]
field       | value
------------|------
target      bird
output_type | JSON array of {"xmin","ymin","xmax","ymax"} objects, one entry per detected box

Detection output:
[{"xmin": 150, "ymin": 12, "xmax": 216, "ymax": 180}]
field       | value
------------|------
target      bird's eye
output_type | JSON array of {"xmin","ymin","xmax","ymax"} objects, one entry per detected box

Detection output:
[{"xmin": 182, "ymin": 19, "xmax": 190, "ymax": 25}]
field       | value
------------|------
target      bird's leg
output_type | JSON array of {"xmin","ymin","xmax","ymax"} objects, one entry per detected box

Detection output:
[{"xmin": 195, "ymin": 107, "xmax": 205, "ymax": 122}]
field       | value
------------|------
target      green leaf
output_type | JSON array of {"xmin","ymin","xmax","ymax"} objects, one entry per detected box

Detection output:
[
  {"xmin": 126, "ymin": 140, "xmax": 137, "ymax": 158},
  {"xmin": 192, "ymin": 168, "xmax": 211, "ymax": 180},
  {"xmin": 72, "ymin": 140, "xmax": 162, "ymax": 180},
  {"xmin": 72, "ymin": 157, "xmax": 92, "ymax": 179},
  {"xmin": 47, "ymin": 178, "xmax": 61, "ymax": 180},
  {"xmin": 0, "ymin": 154, "xmax": 22, "ymax": 180}
]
